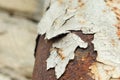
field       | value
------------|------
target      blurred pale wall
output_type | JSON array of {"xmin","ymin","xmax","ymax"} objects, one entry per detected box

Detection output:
[
  {"xmin": 0, "ymin": 0, "xmax": 44, "ymax": 20},
  {"xmin": 0, "ymin": 0, "xmax": 44, "ymax": 80}
]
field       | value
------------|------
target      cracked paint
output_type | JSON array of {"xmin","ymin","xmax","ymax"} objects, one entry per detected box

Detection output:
[
  {"xmin": 46, "ymin": 33, "xmax": 88, "ymax": 78},
  {"xmin": 38, "ymin": 0, "xmax": 120, "ymax": 79}
]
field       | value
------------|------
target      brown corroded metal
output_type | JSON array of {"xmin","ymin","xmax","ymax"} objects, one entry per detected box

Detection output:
[{"xmin": 32, "ymin": 31, "xmax": 97, "ymax": 80}]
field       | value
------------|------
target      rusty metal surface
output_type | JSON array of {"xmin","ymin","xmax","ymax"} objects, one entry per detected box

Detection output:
[{"xmin": 32, "ymin": 31, "xmax": 97, "ymax": 80}]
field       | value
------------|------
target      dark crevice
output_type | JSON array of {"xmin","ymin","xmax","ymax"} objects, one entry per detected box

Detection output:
[
  {"xmin": 26, "ymin": 17, "xmax": 39, "ymax": 23},
  {"xmin": 34, "ymin": 35, "xmax": 41, "ymax": 58},
  {"xmin": 110, "ymin": 77, "xmax": 120, "ymax": 80},
  {"xmin": 46, "ymin": 6, "xmax": 50, "ymax": 11},
  {"xmin": 65, "ymin": 8, "xmax": 68, "ymax": 14},
  {"xmin": 9, "ymin": 12, "xmax": 14, "ymax": 17},
  {"xmin": 51, "ymin": 8, "xmax": 74, "ymax": 27},
  {"xmin": 95, "ymin": 61, "xmax": 111, "ymax": 66},
  {"xmin": 45, "ymin": 0, "xmax": 51, "ymax": 11},
  {"xmin": 50, "ymin": 33, "xmax": 68, "ymax": 42},
  {"xmin": 61, "ymin": 15, "xmax": 74, "ymax": 26}
]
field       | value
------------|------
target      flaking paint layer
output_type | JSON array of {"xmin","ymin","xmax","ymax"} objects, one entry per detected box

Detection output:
[{"xmin": 38, "ymin": 0, "xmax": 120, "ymax": 79}]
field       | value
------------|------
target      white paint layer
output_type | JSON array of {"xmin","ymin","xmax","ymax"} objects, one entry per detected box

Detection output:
[
  {"xmin": 46, "ymin": 33, "xmax": 88, "ymax": 78},
  {"xmin": 38, "ymin": 0, "xmax": 120, "ymax": 79}
]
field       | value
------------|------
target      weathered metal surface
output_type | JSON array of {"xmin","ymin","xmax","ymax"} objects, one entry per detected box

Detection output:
[
  {"xmin": 34, "ymin": 35, "xmax": 41, "ymax": 58},
  {"xmin": 32, "ymin": 35, "xmax": 56, "ymax": 80},
  {"xmin": 46, "ymin": 33, "xmax": 88, "ymax": 78},
  {"xmin": 34, "ymin": 0, "xmax": 120, "ymax": 80},
  {"xmin": 32, "ymin": 31, "xmax": 97, "ymax": 80}
]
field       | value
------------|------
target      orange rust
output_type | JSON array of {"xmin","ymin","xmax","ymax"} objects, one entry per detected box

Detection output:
[
  {"xmin": 106, "ymin": 3, "xmax": 110, "ymax": 6},
  {"xmin": 112, "ymin": 7, "xmax": 118, "ymax": 11},
  {"xmin": 111, "ymin": 39, "xmax": 116, "ymax": 46},
  {"xmin": 102, "ymin": 10, "xmax": 107, "ymax": 13},
  {"xmin": 115, "ymin": 23, "xmax": 120, "ymax": 38},
  {"xmin": 90, "ymin": 63, "xmax": 102, "ymax": 80},
  {"xmin": 114, "ymin": 7, "xmax": 120, "ymax": 38},
  {"xmin": 116, "ymin": 16, "xmax": 120, "ymax": 21},
  {"xmin": 80, "ymin": 20, "xmax": 86, "ymax": 24},
  {"xmin": 111, "ymin": 7, "xmax": 120, "ymax": 20},
  {"xmin": 81, "ymin": 57, "xmax": 85, "ymax": 61},
  {"xmin": 114, "ymin": 11, "xmax": 120, "ymax": 18},
  {"xmin": 117, "ymin": 29, "xmax": 120, "ymax": 38},
  {"xmin": 105, "ymin": 1, "xmax": 120, "ymax": 17},
  {"xmin": 79, "ymin": 2, "xmax": 85, "ymax": 7},
  {"xmin": 106, "ymin": 0, "xmax": 120, "ymax": 39},
  {"xmin": 56, "ymin": 48, "xmax": 65, "ymax": 60},
  {"xmin": 60, "ymin": 49, "xmax": 96, "ymax": 80},
  {"xmin": 58, "ymin": 0, "xmax": 63, "ymax": 4},
  {"xmin": 78, "ymin": 0, "xmax": 85, "ymax": 8},
  {"xmin": 50, "ymin": 48, "xmax": 65, "ymax": 60}
]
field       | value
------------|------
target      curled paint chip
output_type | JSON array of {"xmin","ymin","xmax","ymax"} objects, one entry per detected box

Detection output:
[{"xmin": 46, "ymin": 33, "xmax": 88, "ymax": 78}]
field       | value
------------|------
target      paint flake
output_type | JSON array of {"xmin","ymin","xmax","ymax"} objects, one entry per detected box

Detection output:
[
  {"xmin": 38, "ymin": 0, "xmax": 120, "ymax": 79},
  {"xmin": 46, "ymin": 33, "xmax": 88, "ymax": 78}
]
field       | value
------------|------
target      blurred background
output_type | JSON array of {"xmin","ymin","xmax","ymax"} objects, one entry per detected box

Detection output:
[{"xmin": 0, "ymin": 0, "xmax": 44, "ymax": 80}]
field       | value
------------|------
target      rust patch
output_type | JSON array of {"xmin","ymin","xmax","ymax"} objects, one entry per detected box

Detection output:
[
  {"xmin": 112, "ymin": 7, "xmax": 120, "ymax": 20},
  {"xmin": 115, "ymin": 23, "xmax": 120, "ymax": 38},
  {"xmin": 32, "ymin": 31, "xmax": 97, "ymax": 80},
  {"xmin": 50, "ymin": 47, "xmax": 65, "ymax": 60},
  {"xmin": 111, "ymin": 39, "xmax": 116, "ymax": 46},
  {"xmin": 56, "ymin": 48, "xmax": 65, "ymax": 60},
  {"xmin": 59, "ymin": 50, "xmax": 96, "ymax": 80},
  {"xmin": 105, "ymin": 0, "xmax": 120, "ymax": 38},
  {"xmin": 71, "ymin": 30, "xmax": 94, "ymax": 42},
  {"xmin": 79, "ymin": 20, "xmax": 86, "ymax": 24},
  {"xmin": 79, "ymin": 2, "xmax": 85, "ymax": 8},
  {"xmin": 102, "ymin": 10, "xmax": 107, "ymax": 13},
  {"xmin": 34, "ymin": 35, "xmax": 41, "ymax": 57},
  {"xmin": 58, "ymin": 0, "xmax": 63, "ymax": 4},
  {"xmin": 78, "ymin": 0, "xmax": 85, "ymax": 8}
]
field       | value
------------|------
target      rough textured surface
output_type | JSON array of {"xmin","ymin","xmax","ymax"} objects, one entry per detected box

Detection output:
[
  {"xmin": 37, "ymin": 0, "xmax": 120, "ymax": 80},
  {"xmin": 0, "ymin": 11, "xmax": 37, "ymax": 80},
  {"xmin": 47, "ymin": 33, "xmax": 88, "ymax": 78},
  {"xmin": 38, "ymin": 0, "xmax": 117, "ymax": 39},
  {"xmin": 32, "ymin": 32, "xmax": 97, "ymax": 80},
  {"xmin": 90, "ymin": 0, "xmax": 120, "ymax": 80},
  {"xmin": 106, "ymin": 0, "xmax": 120, "ymax": 38}
]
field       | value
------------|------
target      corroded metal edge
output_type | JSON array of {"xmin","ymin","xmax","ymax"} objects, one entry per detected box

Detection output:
[{"xmin": 32, "ymin": 31, "xmax": 97, "ymax": 80}]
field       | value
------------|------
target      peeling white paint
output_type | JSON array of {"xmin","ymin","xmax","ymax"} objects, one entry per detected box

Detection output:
[
  {"xmin": 38, "ymin": 0, "xmax": 117, "ymax": 39},
  {"xmin": 46, "ymin": 33, "xmax": 88, "ymax": 78},
  {"xmin": 37, "ymin": 0, "xmax": 67, "ymax": 35},
  {"xmin": 38, "ymin": 0, "xmax": 120, "ymax": 79}
]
